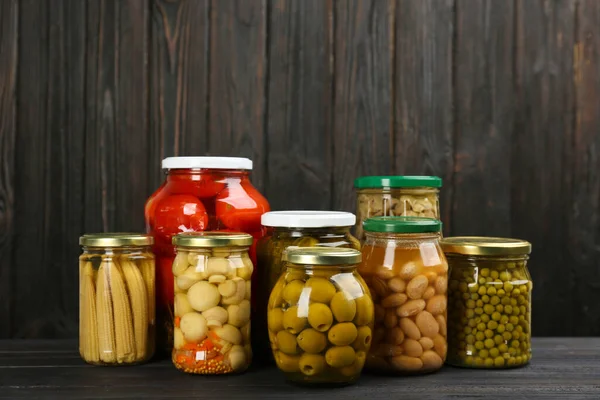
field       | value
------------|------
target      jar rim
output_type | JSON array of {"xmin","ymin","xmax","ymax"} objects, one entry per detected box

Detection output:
[
  {"xmin": 283, "ymin": 247, "xmax": 362, "ymax": 265},
  {"xmin": 354, "ymin": 175, "xmax": 442, "ymax": 189},
  {"xmin": 79, "ymin": 233, "xmax": 153, "ymax": 247},
  {"xmin": 162, "ymin": 156, "xmax": 253, "ymax": 170},
  {"xmin": 441, "ymin": 236, "xmax": 532, "ymax": 256},
  {"xmin": 173, "ymin": 231, "xmax": 253, "ymax": 248}
]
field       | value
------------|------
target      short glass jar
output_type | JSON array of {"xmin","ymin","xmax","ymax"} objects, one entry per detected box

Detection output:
[
  {"xmin": 171, "ymin": 232, "xmax": 253, "ymax": 375},
  {"xmin": 354, "ymin": 176, "xmax": 441, "ymax": 241},
  {"xmin": 441, "ymin": 237, "xmax": 532, "ymax": 369},
  {"xmin": 79, "ymin": 233, "xmax": 155, "ymax": 366},
  {"xmin": 256, "ymin": 211, "xmax": 360, "ymax": 361},
  {"xmin": 268, "ymin": 247, "xmax": 373, "ymax": 386},
  {"xmin": 359, "ymin": 217, "xmax": 448, "ymax": 374}
]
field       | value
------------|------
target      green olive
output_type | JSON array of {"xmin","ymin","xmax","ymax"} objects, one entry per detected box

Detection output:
[
  {"xmin": 353, "ymin": 294, "xmax": 374, "ymax": 326},
  {"xmin": 352, "ymin": 326, "xmax": 372, "ymax": 351},
  {"xmin": 283, "ymin": 306, "xmax": 307, "ymax": 334},
  {"xmin": 339, "ymin": 350, "xmax": 366, "ymax": 377},
  {"xmin": 299, "ymin": 353, "xmax": 326, "ymax": 376},
  {"xmin": 277, "ymin": 330, "xmax": 299, "ymax": 354},
  {"xmin": 330, "ymin": 291, "xmax": 356, "ymax": 322},
  {"xmin": 328, "ymin": 322, "xmax": 358, "ymax": 346},
  {"xmin": 275, "ymin": 351, "xmax": 301, "ymax": 373},
  {"xmin": 285, "ymin": 269, "xmax": 306, "ymax": 283},
  {"xmin": 305, "ymin": 277, "xmax": 336, "ymax": 303},
  {"xmin": 325, "ymin": 346, "xmax": 356, "ymax": 368},
  {"xmin": 297, "ymin": 328, "xmax": 327, "ymax": 353},
  {"xmin": 307, "ymin": 303, "xmax": 333, "ymax": 332},
  {"xmin": 282, "ymin": 280, "xmax": 305, "ymax": 305},
  {"xmin": 268, "ymin": 308, "xmax": 284, "ymax": 333}
]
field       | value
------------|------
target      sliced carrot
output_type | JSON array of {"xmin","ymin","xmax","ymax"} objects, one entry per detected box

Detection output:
[{"xmin": 174, "ymin": 317, "xmax": 181, "ymax": 328}]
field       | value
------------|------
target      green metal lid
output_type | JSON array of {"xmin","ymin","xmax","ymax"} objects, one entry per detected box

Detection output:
[
  {"xmin": 363, "ymin": 216, "xmax": 442, "ymax": 233},
  {"xmin": 354, "ymin": 176, "xmax": 442, "ymax": 189}
]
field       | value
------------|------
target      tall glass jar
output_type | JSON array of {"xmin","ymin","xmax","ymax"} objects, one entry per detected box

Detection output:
[
  {"xmin": 441, "ymin": 237, "xmax": 532, "ymax": 369},
  {"xmin": 145, "ymin": 157, "xmax": 270, "ymax": 354},
  {"xmin": 359, "ymin": 217, "xmax": 448, "ymax": 374},
  {"xmin": 79, "ymin": 233, "xmax": 155, "ymax": 365},
  {"xmin": 354, "ymin": 176, "xmax": 441, "ymax": 241},
  {"xmin": 268, "ymin": 248, "xmax": 373, "ymax": 386},
  {"xmin": 171, "ymin": 232, "xmax": 253, "ymax": 374},
  {"xmin": 255, "ymin": 211, "xmax": 360, "ymax": 362}
]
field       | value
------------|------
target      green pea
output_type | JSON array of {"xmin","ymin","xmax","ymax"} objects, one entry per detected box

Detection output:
[
  {"xmin": 487, "ymin": 287, "xmax": 497, "ymax": 295},
  {"xmin": 492, "ymin": 312, "xmax": 501, "ymax": 321},
  {"xmin": 494, "ymin": 335, "xmax": 503, "ymax": 345},
  {"xmin": 498, "ymin": 343, "xmax": 508, "ymax": 353},
  {"xmin": 465, "ymin": 356, "xmax": 474, "ymax": 365},
  {"xmin": 466, "ymin": 309, "xmax": 475, "ymax": 318},
  {"xmin": 512, "ymin": 288, "xmax": 521, "ymax": 297},
  {"xmin": 496, "ymin": 305, "xmax": 504, "ymax": 313},
  {"xmin": 494, "ymin": 356, "xmax": 505, "ymax": 367},
  {"xmin": 462, "ymin": 293, "xmax": 470, "ymax": 300},
  {"xmin": 487, "ymin": 320, "xmax": 498, "ymax": 330},
  {"xmin": 480, "ymin": 268, "xmax": 490, "ymax": 277},
  {"xmin": 520, "ymin": 305, "xmax": 527, "ymax": 315},
  {"xmin": 499, "ymin": 271, "xmax": 511, "ymax": 281},
  {"xmin": 466, "ymin": 299, "xmax": 475, "ymax": 309},
  {"xmin": 482, "ymin": 295, "xmax": 490, "ymax": 303},
  {"xmin": 507, "ymin": 357, "xmax": 516, "ymax": 366},
  {"xmin": 466, "ymin": 334, "xmax": 475, "ymax": 344},
  {"xmin": 471, "ymin": 293, "xmax": 479, "ymax": 300},
  {"xmin": 497, "ymin": 324, "xmax": 506, "ymax": 333},
  {"xmin": 475, "ymin": 341, "xmax": 484, "ymax": 350},
  {"xmin": 484, "ymin": 304, "xmax": 495, "ymax": 314},
  {"xmin": 484, "ymin": 330, "xmax": 494, "ymax": 339},
  {"xmin": 484, "ymin": 339, "xmax": 495, "ymax": 349},
  {"xmin": 478, "ymin": 277, "xmax": 486, "ymax": 285},
  {"xmin": 503, "ymin": 282, "xmax": 513, "ymax": 292},
  {"xmin": 501, "ymin": 297, "xmax": 511, "ymax": 305},
  {"xmin": 478, "ymin": 287, "xmax": 487, "ymax": 296},
  {"xmin": 490, "ymin": 270, "xmax": 499, "ymax": 279},
  {"xmin": 481, "ymin": 314, "xmax": 490, "ymax": 323},
  {"xmin": 475, "ymin": 332, "xmax": 485, "ymax": 341},
  {"xmin": 512, "ymin": 331, "xmax": 521, "ymax": 340},
  {"xmin": 479, "ymin": 349, "xmax": 489, "ymax": 358},
  {"xmin": 476, "ymin": 300, "xmax": 484, "ymax": 307},
  {"xmin": 469, "ymin": 284, "xmax": 478, "ymax": 293},
  {"xmin": 510, "ymin": 298, "xmax": 518, "ymax": 307},
  {"xmin": 497, "ymin": 289, "xmax": 506, "ymax": 297},
  {"xmin": 505, "ymin": 305, "xmax": 513, "ymax": 314},
  {"xmin": 484, "ymin": 358, "xmax": 494, "ymax": 367},
  {"xmin": 477, "ymin": 322, "xmax": 486, "ymax": 331},
  {"xmin": 489, "ymin": 348, "xmax": 500, "ymax": 358},
  {"xmin": 475, "ymin": 307, "xmax": 483, "ymax": 315},
  {"xmin": 500, "ymin": 315, "xmax": 509, "ymax": 324},
  {"xmin": 468, "ymin": 319, "xmax": 478, "ymax": 328},
  {"xmin": 511, "ymin": 340, "xmax": 520, "ymax": 349},
  {"xmin": 490, "ymin": 296, "xmax": 500, "ymax": 305},
  {"xmin": 506, "ymin": 323, "xmax": 514, "ymax": 332},
  {"xmin": 474, "ymin": 357, "xmax": 485, "ymax": 367}
]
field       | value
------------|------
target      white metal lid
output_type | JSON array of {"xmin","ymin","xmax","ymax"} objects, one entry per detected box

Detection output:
[
  {"xmin": 262, "ymin": 211, "xmax": 356, "ymax": 228},
  {"xmin": 161, "ymin": 156, "xmax": 253, "ymax": 170}
]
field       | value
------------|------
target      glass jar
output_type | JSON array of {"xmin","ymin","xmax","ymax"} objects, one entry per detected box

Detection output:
[
  {"xmin": 359, "ymin": 217, "xmax": 448, "ymax": 374},
  {"xmin": 255, "ymin": 211, "xmax": 360, "ymax": 361},
  {"xmin": 145, "ymin": 157, "xmax": 270, "ymax": 353},
  {"xmin": 354, "ymin": 176, "xmax": 441, "ymax": 241},
  {"xmin": 268, "ymin": 248, "xmax": 373, "ymax": 386},
  {"xmin": 79, "ymin": 233, "xmax": 155, "ymax": 365},
  {"xmin": 171, "ymin": 232, "xmax": 253, "ymax": 374},
  {"xmin": 441, "ymin": 237, "xmax": 532, "ymax": 369}
]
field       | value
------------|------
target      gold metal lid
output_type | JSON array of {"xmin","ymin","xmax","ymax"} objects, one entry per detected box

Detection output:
[
  {"xmin": 79, "ymin": 233, "xmax": 153, "ymax": 247},
  {"xmin": 283, "ymin": 247, "xmax": 362, "ymax": 265},
  {"xmin": 440, "ymin": 236, "xmax": 532, "ymax": 256},
  {"xmin": 172, "ymin": 231, "xmax": 253, "ymax": 248}
]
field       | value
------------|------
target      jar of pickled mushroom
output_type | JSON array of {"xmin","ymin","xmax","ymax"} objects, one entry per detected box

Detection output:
[
  {"xmin": 255, "ymin": 211, "xmax": 360, "ymax": 362},
  {"xmin": 441, "ymin": 237, "xmax": 532, "ymax": 369},
  {"xmin": 145, "ymin": 157, "xmax": 270, "ymax": 354},
  {"xmin": 171, "ymin": 232, "xmax": 253, "ymax": 374},
  {"xmin": 268, "ymin": 248, "xmax": 373, "ymax": 385},
  {"xmin": 359, "ymin": 217, "xmax": 448, "ymax": 374},
  {"xmin": 79, "ymin": 233, "xmax": 155, "ymax": 366},
  {"xmin": 354, "ymin": 176, "xmax": 441, "ymax": 241}
]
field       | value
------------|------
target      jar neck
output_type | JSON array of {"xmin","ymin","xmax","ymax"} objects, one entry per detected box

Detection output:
[
  {"xmin": 166, "ymin": 168, "xmax": 249, "ymax": 182},
  {"xmin": 82, "ymin": 246, "xmax": 151, "ymax": 253},
  {"xmin": 285, "ymin": 263, "xmax": 357, "ymax": 271},
  {"xmin": 446, "ymin": 254, "xmax": 529, "ymax": 263},
  {"xmin": 364, "ymin": 232, "xmax": 440, "ymax": 241},
  {"xmin": 272, "ymin": 226, "xmax": 351, "ymax": 238}
]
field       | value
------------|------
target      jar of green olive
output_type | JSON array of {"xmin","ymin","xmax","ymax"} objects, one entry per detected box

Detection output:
[
  {"xmin": 268, "ymin": 247, "xmax": 373, "ymax": 386},
  {"xmin": 354, "ymin": 176, "xmax": 441, "ymax": 242},
  {"xmin": 256, "ymin": 211, "xmax": 360, "ymax": 363},
  {"xmin": 441, "ymin": 237, "xmax": 532, "ymax": 369}
]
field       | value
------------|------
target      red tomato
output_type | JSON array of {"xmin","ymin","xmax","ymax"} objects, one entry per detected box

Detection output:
[
  {"xmin": 168, "ymin": 175, "xmax": 226, "ymax": 198},
  {"xmin": 154, "ymin": 195, "xmax": 209, "ymax": 243},
  {"xmin": 215, "ymin": 183, "xmax": 270, "ymax": 232}
]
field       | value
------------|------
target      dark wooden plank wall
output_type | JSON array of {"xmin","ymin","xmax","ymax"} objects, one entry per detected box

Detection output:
[{"xmin": 0, "ymin": 0, "xmax": 598, "ymax": 338}]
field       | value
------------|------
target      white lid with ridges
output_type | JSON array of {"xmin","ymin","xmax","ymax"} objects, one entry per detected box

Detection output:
[
  {"xmin": 262, "ymin": 211, "xmax": 356, "ymax": 228},
  {"xmin": 162, "ymin": 156, "xmax": 253, "ymax": 170}
]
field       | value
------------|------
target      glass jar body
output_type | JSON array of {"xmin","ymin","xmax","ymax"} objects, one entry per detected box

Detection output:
[
  {"xmin": 267, "ymin": 263, "xmax": 373, "ymax": 385},
  {"xmin": 171, "ymin": 245, "xmax": 253, "ymax": 374},
  {"xmin": 355, "ymin": 188, "xmax": 440, "ymax": 241},
  {"xmin": 255, "ymin": 226, "xmax": 360, "ymax": 361},
  {"xmin": 79, "ymin": 246, "xmax": 155, "ymax": 365},
  {"xmin": 358, "ymin": 232, "xmax": 448, "ymax": 374},
  {"xmin": 145, "ymin": 168, "xmax": 269, "ymax": 353},
  {"xmin": 446, "ymin": 254, "xmax": 532, "ymax": 368}
]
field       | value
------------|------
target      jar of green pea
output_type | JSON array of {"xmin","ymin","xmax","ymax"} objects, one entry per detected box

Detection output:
[{"xmin": 441, "ymin": 237, "xmax": 532, "ymax": 369}]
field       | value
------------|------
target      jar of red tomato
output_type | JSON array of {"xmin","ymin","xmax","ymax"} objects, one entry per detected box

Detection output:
[{"xmin": 145, "ymin": 157, "xmax": 270, "ymax": 354}]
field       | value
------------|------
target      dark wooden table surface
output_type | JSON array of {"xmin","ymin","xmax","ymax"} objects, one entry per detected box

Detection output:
[{"xmin": 0, "ymin": 338, "xmax": 599, "ymax": 399}]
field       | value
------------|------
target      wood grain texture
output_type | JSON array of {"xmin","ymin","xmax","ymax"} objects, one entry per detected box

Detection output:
[
  {"xmin": 452, "ymin": 0, "xmax": 515, "ymax": 236},
  {"xmin": 0, "ymin": 0, "xmax": 17, "ymax": 338},
  {"xmin": 513, "ymin": 0, "xmax": 577, "ymax": 336},
  {"xmin": 394, "ymin": 0, "xmax": 454, "ymax": 233},
  {"xmin": 209, "ymin": 0, "xmax": 267, "ymax": 190},
  {"xmin": 333, "ymin": 0, "xmax": 394, "ymax": 212},
  {"xmin": 149, "ymin": 0, "xmax": 210, "ymax": 190},
  {"xmin": 570, "ymin": 0, "xmax": 600, "ymax": 335},
  {"xmin": 85, "ymin": 0, "xmax": 150, "ymax": 232},
  {"xmin": 0, "ymin": 338, "xmax": 599, "ymax": 399},
  {"xmin": 265, "ymin": 0, "xmax": 333, "ymax": 210}
]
